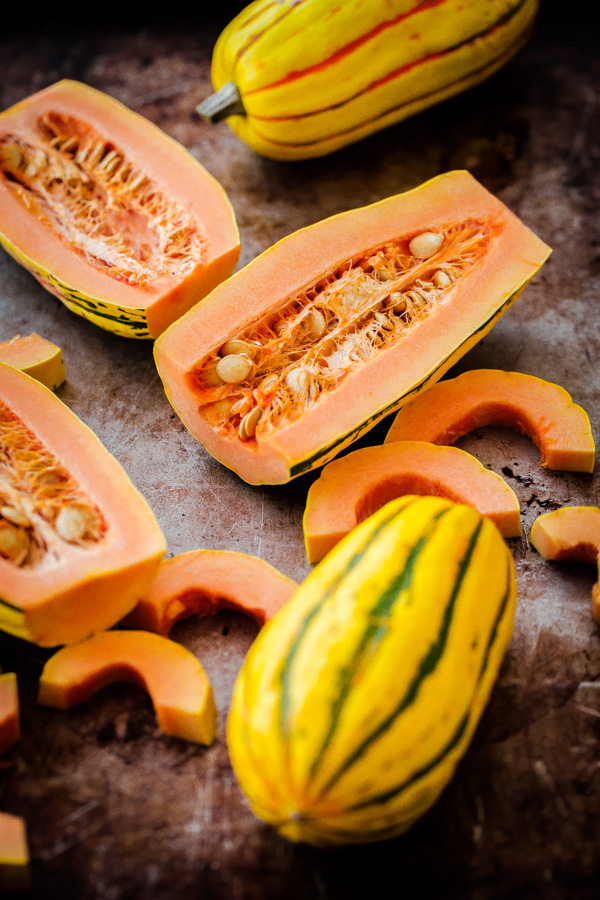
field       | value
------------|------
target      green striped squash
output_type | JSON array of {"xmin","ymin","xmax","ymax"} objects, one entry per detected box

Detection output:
[{"xmin": 227, "ymin": 495, "xmax": 516, "ymax": 845}]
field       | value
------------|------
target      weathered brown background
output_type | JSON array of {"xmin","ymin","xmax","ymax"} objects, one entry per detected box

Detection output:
[{"xmin": 1, "ymin": 3, "xmax": 599, "ymax": 897}]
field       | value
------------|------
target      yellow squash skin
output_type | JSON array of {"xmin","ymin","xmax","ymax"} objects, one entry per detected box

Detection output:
[
  {"xmin": 208, "ymin": 0, "xmax": 541, "ymax": 160},
  {"xmin": 227, "ymin": 495, "xmax": 516, "ymax": 845}
]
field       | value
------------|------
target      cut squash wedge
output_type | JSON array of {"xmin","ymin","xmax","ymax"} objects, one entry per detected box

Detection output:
[
  {"xmin": 0, "ymin": 333, "xmax": 66, "ymax": 391},
  {"xmin": 385, "ymin": 369, "xmax": 595, "ymax": 472},
  {"xmin": 303, "ymin": 441, "xmax": 521, "ymax": 564},
  {"xmin": 0, "ymin": 812, "xmax": 29, "ymax": 892},
  {"xmin": 123, "ymin": 549, "xmax": 298, "ymax": 635},
  {"xmin": 38, "ymin": 630, "xmax": 217, "ymax": 744},
  {"xmin": 530, "ymin": 506, "xmax": 600, "ymax": 624},
  {"xmin": 0, "ymin": 672, "xmax": 19, "ymax": 756}
]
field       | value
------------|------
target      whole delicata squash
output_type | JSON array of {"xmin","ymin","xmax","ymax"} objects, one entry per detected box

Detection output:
[
  {"xmin": 0, "ymin": 362, "xmax": 166, "ymax": 647},
  {"xmin": 0, "ymin": 80, "xmax": 240, "ymax": 339},
  {"xmin": 155, "ymin": 170, "xmax": 551, "ymax": 485},
  {"xmin": 227, "ymin": 495, "xmax": 517, "ymax": 845},
  {"xmin": 198, "ymin": 0, "xmax": 541, "ymax": 160}
]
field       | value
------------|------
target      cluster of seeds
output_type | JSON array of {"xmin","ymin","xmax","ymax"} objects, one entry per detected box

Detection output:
[
  {"xmin": 194, "ymin": 221, "xmax": 492, "ymax": 441},
  {"xmin": 0, "ymin": 401, "xmax": 105, "ymax": 569},
  {"xmin": 0, "ymin": 111, "xmax": 206, "ymax": 285}
]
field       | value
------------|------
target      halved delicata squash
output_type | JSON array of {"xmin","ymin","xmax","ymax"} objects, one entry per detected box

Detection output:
[
  {"xmin": 0, "ymin": 80, "xmax": 240, "ymax": 338},
  {"xmin": 154, "ymin": 170, "xmax": 551, "ymax": 484},
  {"xmin": 384, "ymin": 369, "xmax": 595, "ymax": 472},
  {"xmin": 0, "ymin": 362, "xmax": 166, "ymax": 647}
]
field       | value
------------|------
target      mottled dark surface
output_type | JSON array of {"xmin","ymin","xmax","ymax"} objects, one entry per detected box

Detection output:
[{"xmin": 1, "ymin": 4, "xmax": 599, "ymax": 898}]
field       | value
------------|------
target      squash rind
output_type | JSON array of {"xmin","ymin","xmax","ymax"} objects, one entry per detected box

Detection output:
[{"xmin": 227, "ymin": 495, "xmax": 517, "ymax": 845}]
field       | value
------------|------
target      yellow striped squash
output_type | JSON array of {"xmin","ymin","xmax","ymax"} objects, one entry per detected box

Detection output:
[
  {"xmin": 199, "ymin": 0, "xmax": 541, "ymax": 160},
  {"xmin": 227, "ymin": 495, "xmax": 516, "ymax": 845}
]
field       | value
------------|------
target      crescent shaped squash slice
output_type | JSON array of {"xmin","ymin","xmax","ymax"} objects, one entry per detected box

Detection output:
[
  {"xmin": 0, "ymin": 362, "xmax": 166, "ymax": 647},
  {"xmin": 123, "ymin": 549, "xmax": 298, "ymax": 635},
  {"xmin": 0, "ymin": 672, "xmax": 19, "ymax": 756},
  {"xmin": 199, "ymin": 0, "xmax": 540, "ymax": 160},
  {"xmin": 0, "ymin": 334, "xmax": 66, "ymax": 391},
  {"xmin": 38, "ymin": 630, "xmax": 216, "ymax": 745},
  {"xmin": 0, "ymin": 80, "xmax": 240, "ymax": 338},
  {"xmin": 0, "ymin": 812, "xmax": 29, "ymax": 893},
  {"xmin": 303, "ymin": 440, "xmax": 521, "ymax": 564},
  {"xmin": 384, "ymin": 369, "xmax": 595, "ymax": 472},
  {"xmin": 227, "ymin": 496, "xmax": 517, "ymax": 845},
  {"xmin": 154, "ymin": 170, "xmax": 551, "ymax": 485},
  {"xmin": 530, "ymin": 506, "xmax": 600, "ymax": 624}
]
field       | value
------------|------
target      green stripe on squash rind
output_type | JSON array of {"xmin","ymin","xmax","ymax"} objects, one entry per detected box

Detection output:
[
  {"xmin": 0, "ymin": 231, "xmax": 151, "ymax": 339},
  {"xmin": 227, "ymin": 496, "xmax": 516, "ymax": 845}
]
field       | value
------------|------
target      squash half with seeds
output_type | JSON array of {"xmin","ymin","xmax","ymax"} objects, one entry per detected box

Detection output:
[
  {"xmin": 155, "ymin": 170, "xmax": 551, "ymax": 484},
  {"xmin": 0, "ymin": 80, "xmax": 240, "ymax": 338}
]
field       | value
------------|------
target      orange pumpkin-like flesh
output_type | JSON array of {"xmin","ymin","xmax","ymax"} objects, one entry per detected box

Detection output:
[
  {"xmin": 123, "ymin": 549, "xmax": 298, "ymax": 635},
  {"xmin": 385, "ymin": 369, "xmax": 595, "ymax": 472},
  {"xmin": 530, "ymin": 506, "xmax": 600, "ymax": 624},
  {"xmin": 0, "ymin": 363, "xmax": 166, "ymax": 647},
  {"xmin": 38, "ymin": 630, "xmax": 216, "ymax": 745},
  {"xmin": 0, "ymin": 80, "xmax": 240, "ymax": 338},
  {"xmin": 0, "ymin": 672, "xmax": 19, "ymax": 756},
  {"xmin": 303, "ymin": 441, "xmax": 521, "ymax": 564},
  {"xmin": 154, "ymin": 170, "xmax": 551, "ymax": 485},
  {"xmin": 0, "ymin": 812, "xmax": 29, "ymax": 893},
  {"xmin": 0, "ymin": 333, "xmax": 66, "ymax": 391}
]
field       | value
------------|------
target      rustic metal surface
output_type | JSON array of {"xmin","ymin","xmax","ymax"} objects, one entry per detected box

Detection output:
[{"xmin": 0, "ymin": 5, "xmax": 599, "ymax": 898}]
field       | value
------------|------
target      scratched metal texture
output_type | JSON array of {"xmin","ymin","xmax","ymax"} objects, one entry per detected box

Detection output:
[{"xmin": 0, "ymin": 4, "xmax": 599, "ymax": 898}]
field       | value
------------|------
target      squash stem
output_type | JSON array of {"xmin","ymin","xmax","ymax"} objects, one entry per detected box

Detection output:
[{"xmin": 196, "ymin": 83, "xmax": 246, "ymax": 123}]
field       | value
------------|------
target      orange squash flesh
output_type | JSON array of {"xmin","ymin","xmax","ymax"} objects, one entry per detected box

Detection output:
[
  {"xmin": 0, "ymin": 672, "xmax": 19, "ymax": 756},
  {"xmin": 154, "ymin": 170, "xmax": 551, "ymax": 485},
  {"xmin": 530, "ymin": 506, "xmax": 600, "ymax": 624},
  {"xmin": 0, "ymin": 80, "xmax": 240, "ymax": 339},
  {"xmin": 0, "ymin": 812, "xmax": 29, "ymax": 892},
  {"xmin": 122, "ymin": 549, "xmax": 298, "ymax": 635},
  {"xmin": 303, "ymin": 441, "xmax": 521, "ymax": 564},
  {"xmin": 0, "ymin": 363, "xmax": 167, "ymax": 647},
  {"xmin": 384, "ymin": 369, "xmax": 595, "ymax": 473},
  {"xmin": 38, "ymin": 630, "xmax": 217, "ymax": 745},
  {"xmin": 0, "ymin": 333, "xmax": 66, "ymax": 391}
]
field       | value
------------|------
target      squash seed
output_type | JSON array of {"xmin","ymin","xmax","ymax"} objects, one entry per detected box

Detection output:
[
  {"xmin": 409, "ymin": 232, "xmax": 443, "ymax": 259},
  {"xmin": 220, "ymin": 339, "xmax": 257, "ymax": 358},
  {"xmin": 0, "ymin": 522, "xmax": 30, "ymax": 564},
  {"xmin": 55, "ymin": 504, "xmax": 98, "ymax": 543},
  {"xmin": 216, "ymin": 354, "xmax": 253, "ymax": 384},
  {"xmin": 239, "ymin": 406, "xmax": 262, "ymax": 440},
  {"xmin": 1, "ymin": 505, "xmax": 30, "ymax": 528}
]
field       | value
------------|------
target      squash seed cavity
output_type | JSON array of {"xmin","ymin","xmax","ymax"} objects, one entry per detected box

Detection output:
[
  {"xmin": 0, "ymin": 112, "xmax": 207, "ymax": 286},
  {"xmin": 0, "ymin": 400, "xmax": 105, "ymax": 568},
  {"xmin": 193, "ymin": 221, "xmax": 492, "ymax": 442}
]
